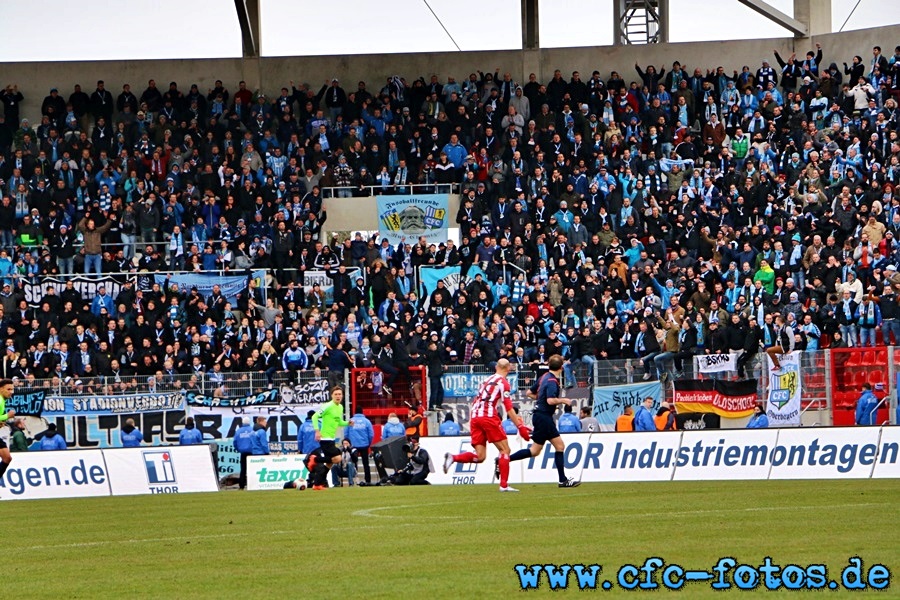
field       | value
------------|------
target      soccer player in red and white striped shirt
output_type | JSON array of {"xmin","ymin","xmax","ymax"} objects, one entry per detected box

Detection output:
[{"xmin": 442, "ymin": 359, "xmax": 529, "ymax": 492}]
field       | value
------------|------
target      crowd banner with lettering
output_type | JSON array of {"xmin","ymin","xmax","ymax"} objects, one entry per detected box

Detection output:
[
  {"xmin": 673, "ymin": 379, "xmax": 758, "ymax": 418},
  {"xmin": 377, "ymin": 194, "xmax": 449, "ymax": 245},
  {"xmin": 675, "ymin": 412, "xmax": 722, "ymax": 430},
  {"xmin": 303, "ymin": 267, "xmax": 362, "ymax": 305},
  {"xmin": 765, "ymin": 351, "xmax": 802, "ymax": 427},
  {"xmin": 419, "ymin": 264, "xmax": 487, "ymax": 309},
  {"xmin": 8, "ymin": 390, "xmax": 46, "ymax": 417},
  {"xmin": 697, "ymin": 353, "xmax": 739, "ymax": 374},
  {"xmin": 23, "ymin": 276, "xmax": 125, "ymax": 308},
  {"xmin": 41, "ymin": 392, "xmax": 185, "ymax": 416},
  {"xmin": 592, "ymin": 382, "xmax": 663, "ymax": 431},
  {"xmin": 278, "ymin": 380, "xmax": 330, "ymax": 407},
  {"xmin": 184, "ymin": 389, "xmax": 278, "ymax": 408},
  {"xmin": 144, "ymin": 270, "xmax": 265, "ymax": 306},
  {"xmin": 441, "ymin": 372, "xmax": 519, "ymax": 398}
]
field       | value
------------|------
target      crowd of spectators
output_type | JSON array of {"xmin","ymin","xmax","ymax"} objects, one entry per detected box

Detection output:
[{"xmin": 0, "ymin": 39, "xmax": 899, "ymax": 394}]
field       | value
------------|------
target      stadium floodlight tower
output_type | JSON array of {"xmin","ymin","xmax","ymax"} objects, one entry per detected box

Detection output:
[{"xmin": 613, "ymin": 0, "xmax": 670, "ymax": 45}]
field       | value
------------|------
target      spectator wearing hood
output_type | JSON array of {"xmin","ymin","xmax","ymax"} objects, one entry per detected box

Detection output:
[
  {"xmin": 439, "ymin": 413, "xmax": 460, "ymax": 436},
  {"xmin": 40, "ymin": 423, "xmax": 67, "ymax": 450},
  {"xmin": 179, "ymin": 416, "xmax": 203, "ymax": 445},
  {"xmin": 382, "ymin": 412, "xmax": 405, "ymax": 439},
  {"xmin": 855, "ymin": 383, "xmax": 880, "ymax": 426},
  {"xmin": 120, "ymin": 418, "xmax": 143, "ymax": 447}
]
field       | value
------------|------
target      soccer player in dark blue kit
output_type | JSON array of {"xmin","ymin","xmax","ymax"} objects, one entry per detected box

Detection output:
[{"xmin": 508, "ymin": 355, "xmax": 581, "ymax": 487}]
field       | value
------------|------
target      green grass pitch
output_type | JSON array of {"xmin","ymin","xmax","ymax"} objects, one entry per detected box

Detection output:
[{"xmin": 7, "ymin": 479, "xmax": 899, "ymax": 598}]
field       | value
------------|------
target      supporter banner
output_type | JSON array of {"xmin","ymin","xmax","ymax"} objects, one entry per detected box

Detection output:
[
  {"xmin": 436, "ymin": 399, "xmax": 535, "ymax": 431},
  {"xmin": 442, "ymin": 372, "xmax": 519, "ymax": 398},
  {"xmin": 675, "ymin": 412, "xmax": 721, "ymax": 430},
  {"xmin": 41, "ymin": 392, "xmax": 185, "ymax": 416},
  {"xmin": 191, "ymin": 404, "xmax": 304, "ymax": 454},
  {"xmin": 215, "ymin": 440, "xmax": 240, "ymax": 480},
  {"xmin": 103, "ymin": 446, "xmax": 218, "ymax": 495},
  {"xmin": 697, "ymin": 353, "xmax": 739, "ymax": 374},
  {"xmin": 22, "ymin": 275, "xmax": 125, "ymax": 308},
  {"xmin": 303, "ymin": 267, "xmax": 363, "ymax": 305},
  {"xmin": 420, "ymin": 427, "xmax": 900, "ymax": 485},
  {"xmin": 8, "ymin": 390, "xmax": 46, "ymax": 417},
  {"xmin": 592, "ymin": 382, "xmax": 663, "ymax": 431},
  {"xmin": 765, "ymin": 351, "xmax": 802, "ymax": 427},
  {"xmin": 247, "ymin": 455, "xmax": 309, "ymax": 491},
  {"xmin": 184, "ymin": 389, "xmax": 278, "ymax": 408},
  {"xmin": 377, "ymin": 194, "xmax": 449, "ymax": 245},
  {"xmin": 0, "ymin": 450, "xmax": 111, "ymax": 500},
  {"xmin": 420, "ymin": 264, "xmax": 487, "ymax": 309},
  {"xmin": 674, "ymin": 379, "xmax": 758, "ymax": 418},
  {"xmin": 147, "ymin": 270, "xmax": 265, "ymax": 306},
  {"xmin": 279, "ymin": 380, "xmax": 330, "ymax": 408}
]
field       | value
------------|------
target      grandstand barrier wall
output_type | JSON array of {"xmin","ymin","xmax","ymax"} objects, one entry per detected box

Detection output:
[{"xmin": 0, "ymin": 445, "xmax": 218, "ymax": 501}]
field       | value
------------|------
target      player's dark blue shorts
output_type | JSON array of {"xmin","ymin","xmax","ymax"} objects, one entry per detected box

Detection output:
[{"xmin": 530, "ymin": 411, "xmax": 560, "ymax": 445}]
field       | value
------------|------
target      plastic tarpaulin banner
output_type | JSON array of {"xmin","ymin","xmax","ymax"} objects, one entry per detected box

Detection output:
[
  {"xmin": 22, "ymin": 275, "xmax": 125, "ymax": 308},
  {"xmin": 377, "ymin": 194, "xmax": 448, "ymax": 245},
  {"xmin": 441, "ymin": 372, "xmax": 519, "ymax": 398},
  {"xmin": 41, "ymin": 392, "xmax": 185, "ymax": 416},
  {"xmin": 419, "ymin": 264, "xmax": 487, "ymax": 310},
  {"xmin": 8, "ymin": 390, "xmax": 45, "ymax": 416},
  {"xmin": 184, "ymin": 389, "xmax": 278, "ymax": 408},
  {"xmin": 592, "ymin": 382, "xmax": 663, "ymax": 431},
  {"xmin": 673, "ymin": 379, "xmax": 758, "ymax": 418},
  {"xmin": 697, "ymin": 353, "xmax": 739, "ymax": 374},
  {"xmin": 765, "ymin": 351, "xmax": 802, "ymax": 427}
]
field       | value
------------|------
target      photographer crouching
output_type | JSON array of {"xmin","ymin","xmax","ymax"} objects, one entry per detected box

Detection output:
[{"xmin": 391, "ymin": 439, "xmax": 433, "ymax": 485}]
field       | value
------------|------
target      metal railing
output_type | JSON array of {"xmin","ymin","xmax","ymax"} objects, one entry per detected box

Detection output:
[
  {"xmin": 319, "ymin": 183, "xmax": 459, "ymax": 197},
  {"xmin": 13, "ymin": 347, "xmax": 897, "ymax": 427}
]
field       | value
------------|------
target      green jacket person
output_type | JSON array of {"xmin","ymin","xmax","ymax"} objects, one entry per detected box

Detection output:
[{"xmin": 312, "ymin": 387, "xmax": 353, "ymax": 467}]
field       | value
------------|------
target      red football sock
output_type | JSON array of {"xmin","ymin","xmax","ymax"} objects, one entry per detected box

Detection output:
[
  {"xmin": 452, "ymin": 452, "xmax": 478, "ymax": 463},
  {"xmin": 499, "ymin": 454, "xmax": 510, "ymax": 488}
]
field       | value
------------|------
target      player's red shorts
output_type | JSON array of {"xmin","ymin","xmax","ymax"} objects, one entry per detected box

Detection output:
[{"xmin": 470, "ymin": 416, "xmax": 507, "ymax": 447}]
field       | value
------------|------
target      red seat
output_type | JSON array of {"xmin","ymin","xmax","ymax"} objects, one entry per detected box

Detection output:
[
  {"xmin": 860, "ymin": 350, "xmax": 876, "ymax": 366},
  {"xmin": 852, "ymin": 370, "xmax": 869, "ymax": 388},
  {"xmin": 844, "ymin": 351, "xmax": 862, "ymax": 367},
  {"xmin": 869, "ymin": 370, "xmax": 885, "ymax": 385},
  {"xmin": 874, "ymin": 350, "xmax": 888, "ymax": 365}
]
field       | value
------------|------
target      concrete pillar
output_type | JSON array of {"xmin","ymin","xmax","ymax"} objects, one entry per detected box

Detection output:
[
  {"xmin": 235, "ymin": 0, "xmax": 262, "ymax": 57},
  {"xmin": 521, "ymin": 0, "xmax": 539, "ymax": 49},
  {"xmin": 794, "ymin": 0, "xmax": 831, "ymax": 36},
  {"xmin": 521, "ymin": 49, "xmax": 543, "ymax": 85}
]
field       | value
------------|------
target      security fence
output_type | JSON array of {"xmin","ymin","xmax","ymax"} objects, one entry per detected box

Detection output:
[{"xmin": 14, "ymin": 347, "xmax": 897, "ymax": 429}]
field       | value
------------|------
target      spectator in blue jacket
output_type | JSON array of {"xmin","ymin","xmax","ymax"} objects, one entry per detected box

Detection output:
[
  {"xmin": 501, "ymin": 412, "xmax": 519, "ymax": 435},
  {"xmin": 557, "ymin": 404, "xmax": 582, "ymax": 433},
  {"xmin": 251, "ymin": 416, "xmax": 270, "ymax": 455},
  {"xmin": 382, "ymin": 412, "xmax": 406, "ymax": 439},
  {"xmin": 633, "ymin": 397, "xmax": 657, "ymax": 432},
  {"xmin": 120, "ymin": 418, "xmax": 143, "ymax": 447},
  {"xmin": 179, "ymin": 417, "xmax": 204, "ymax": 445},
  {"xmin": 347, "ymin": 410, "xmax": 374, "ymax": 484},
  {"xmin": 40, "ymin": 423, "xmax": 67, "ymax": 450},
  {"xmin": 233, "ymin": 417, "xmax": 255, "ymax": 490},
  {"xmin": 90, "ymin": 286, "xmax": 115, "ymax": 316},
  {"xmin": 298, "ymin": 410, "xmax": 319, "ymax": 454},
  {"xmin": 439, "ymin": 413, "xmax": 461, "ymax": 436},
  {"xmin": 855, "ymin": 384, "xmax": 880, "ymax": 426},
  {"xmin": 746, "ymin": 404, "xmax": 769, "ymax": 428}
]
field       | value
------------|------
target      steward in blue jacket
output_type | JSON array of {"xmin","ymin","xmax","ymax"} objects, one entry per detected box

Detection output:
[
  {"xmin": 557, "ymin": 405, "xmax": 582, "ymax": 433},
  {"xmin": 251, "ymin": 417, "xmax": 270, "ymax": 455},
  {"xmin": 855, "ymin": 385, "xmax": 879, "ymax": 426},
  {"xmin": 40, "ymin": 423, "xmax": 67, "ymax": 450},
  {"xmin": 120, "ymin": 419, "xmax": 143, "ymax": 447},
  {"xmin": 633, "ymin": 398, "xmax": 656, "ymax": 432},
  {"xmin": 179, "ymin": 417, "xmax": 204, "ymax": 445},
  {"xmin": 298, "ymin": 410, "xmax": 319, "ymax": 453}
]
